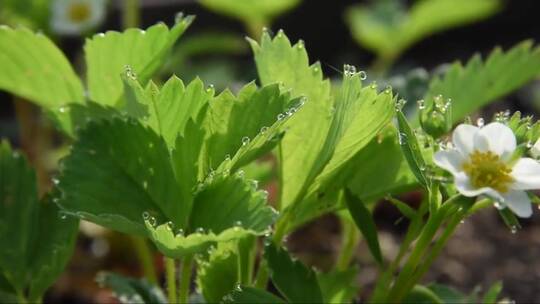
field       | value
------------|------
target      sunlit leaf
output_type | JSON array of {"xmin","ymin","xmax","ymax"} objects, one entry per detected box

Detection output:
[
  {"xmin": 424, "ymin": 41, "xmax": 540, "ymax": 122},
  {"xmin": 346, "ymin": 0, "xmax": 500, "ymax": 60},
  {"xmin": 85, "ymin": 15, "xmax": 193, "ymax": 105},
  {"xmin": 199, "ymin": 0, "xmax": 300, "ymax": 26},
  {"xmin": 249, "ymin": 30, "xmax": 333, "ymax": 210}
]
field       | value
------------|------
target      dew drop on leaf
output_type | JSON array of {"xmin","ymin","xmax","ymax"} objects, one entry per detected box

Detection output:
[
  {"xmin": 142, "ymin": 211, "xmax": 150, "ymax": 220},
  {"xmin": 242, "ymin": 136, "xmax": 250, "ymax": 146}
]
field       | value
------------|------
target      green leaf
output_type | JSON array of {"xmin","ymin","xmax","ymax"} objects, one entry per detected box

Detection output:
[
  {"xmin": 0, "ymin": 141, "xmax": 38, "ymax": 292},
  {"xmin": 0, "ymin": 27, "xmax": 84, "ymax": 108},
  {"xmin": 344, "ymin": 189, "xmax": 383, "ymax": 265},
  {"xmin": 386, "ymin": 195, "xmax": 417, "ymax": 219},
  {"xmin": 396, "ymin": 109, "xmax": 429, "ymax": 187},
  {"xmin": 482, "ymin": 281, "xmax": 502, "ymax": 304},
  {"xmin": 427, "ymin": 283, "xmax": 467, "ymax": 304},
  {"xmin": 122, "ymin": 76, "xmax": 214, "ymax": 148},
  {"xmin": 249, "ymin": 30, "xmax": 333, "ymax": 210},
  {"xmin": 346, "ymin": 0, "xmax": 500, "ymax": 59},
  {"xmin": 346, "ymin": 128, "xmax": 419, "ymax": 202},
  {"xmin": 56, "ymin": 118, "xmax": 187, "ymax": 236},
  {"xmin": 222, "ymin": 286, "xmax": 285, "ymax": 304},
  {"xmin": 0, "ymin": 141, "xmax": 78, "ymax": 300},
  {"xmin": 204, "ymin": 82, "xmax": 299, "ymax": 173},
  {"xmin": 85, "ymin": 15, "xmax": 193, "ymax": 105},
  {"xmin": 27, "ymin": 194, "xmax": 79, "ymax": 301},
  {"xmin": 197, "ymin": 242, "xmax": 239, "ymax": 303},
  {"xmin": 265, "ymin": 242, "xmax": 323, "ymax": 303},
  {"xmin": 95, "ymin": 272, "xmax": 167, "ymax": 304},
  {"xmin": 146, "ymin": 172, "xmax": 276, "ymax": 258},
  {"xmin": 424, "ymin": 41, "xmax": 540, "ymax": 122},
  {"xmin": 317, "ymin": 268, "xmax": 359, "ymax": 304},
  {"xmin": 200, "ymin": 0, "xmax": 300, "ymax": 26},
  {"xmin": 403, "ymin": 285, "xmax": 444, "ymax": 304}
]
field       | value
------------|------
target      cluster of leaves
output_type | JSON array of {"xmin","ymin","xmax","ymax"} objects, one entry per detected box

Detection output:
[{"xmin": 1, "ymin": 5, "xmax": 540, "ymax": 302}]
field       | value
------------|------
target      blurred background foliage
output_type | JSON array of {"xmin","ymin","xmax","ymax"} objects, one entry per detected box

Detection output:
[{"xmin": 1, "ymin": 0, "xmax": 540, "ymax": 302}]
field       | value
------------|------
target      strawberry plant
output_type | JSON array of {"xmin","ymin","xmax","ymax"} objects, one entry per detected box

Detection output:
[{"xmin": 1, "ymin": 5, "xmax": 540, "ymax": 303}]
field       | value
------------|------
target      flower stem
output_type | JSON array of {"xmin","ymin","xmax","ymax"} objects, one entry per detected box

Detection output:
[
  {"xmin": 401, "ymin": 209, "xmax": 467, "ymax": 294},
  {"xmin": 335, "ymin": 215, "xmax": 360, "ymax": 270},
  {"xmin": 165, "ymin": 257, "xmax": 177, "ymax": 304},
  {"xmin": 122, "ymin": 0, "xmax": 140, "ymax": 29},
  {"xmin": 386, "ymin": 198, "xmax": 462, "ymax": 302},
  {"xmin": 130, "ymin": 236, "xmax": 157, "ymax": 284},
  {"xmin": 178, "ymin": 255, "xmax": 193, "ymax": 303}
]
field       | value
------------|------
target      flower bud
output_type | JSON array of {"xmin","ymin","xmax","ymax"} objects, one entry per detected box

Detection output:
[{"xmin": 419, "ymin": 95, "xmax": 452, "ymax": 138}]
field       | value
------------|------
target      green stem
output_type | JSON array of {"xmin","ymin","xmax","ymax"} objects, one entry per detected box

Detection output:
[
  {"xmin": 122, "ymin": 0, "xmax": 140, "ymax": 29},
  {"xmin": 370, "ymin": 200, "xmax": 428, "ymax": 302},
  {"xmin": 16, "ymin": 290, "xmax": 28, "ymax": 304},
  {"xmin": 335, "ymin": 215, "xmax": 361, "ymax": 270},
  {"xmin": 387, "ymin": 199, "xmax": 461, "ymax": 302},
  {"xmin": 401, "ymin": 210, "xmax": 467, "ymax": 295},
  {"xmin": 245, "ymin": 19, "xmax": 267, "ymax": 40},
  {"xmin": 254, "ymin": 259, "xmax": 269, "ymax": 289},
  {"xmin": 130, "ymin": 236, "xmax": 157, "ymax": 284},
  {"xmin": 178, "ymin": 255, "xmax": 193, "ymax": 303},
  {"xmin": 165, "ymin": 257, "xmax": 177, "ymax": 304}
]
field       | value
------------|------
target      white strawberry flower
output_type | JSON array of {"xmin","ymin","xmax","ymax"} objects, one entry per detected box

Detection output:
[
  {"xmin": 51, "ymin": 0, "xmax": 106, "ymax": 36},
  {"xmin": 434, "ymin": 122, "xmax": 540, "ymax": 217}
]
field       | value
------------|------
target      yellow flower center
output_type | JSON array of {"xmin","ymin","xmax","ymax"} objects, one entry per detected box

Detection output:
[
  {"xmin": 462, "ymin": 150, "xmax": 513, "ymax": 193},
  {"xmin": 68, "ymin": 2, "xmax": 91, "ymax": 23}
]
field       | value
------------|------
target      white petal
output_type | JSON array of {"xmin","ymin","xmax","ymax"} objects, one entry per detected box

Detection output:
[
  {"xmin": 433, "ymin": 150, "xmax": 464, "ymax": 175},
  {"xmin": 454, "ymin": 173, "xmax": 493, "ymax": 197},
  {"xmin": 511, "ymin": 158, "xmax": 540, "ymax": 190},
  {"xmin": 452, "ymin": 124, "xmax": 479, "ymax": 157},
  {"xmin": 501, "ymin": 190, "xmax": 533, "ymax": 218},
  {"xmin": 474, "ymin": 122, "xmax": 516, "ymax": 159}
]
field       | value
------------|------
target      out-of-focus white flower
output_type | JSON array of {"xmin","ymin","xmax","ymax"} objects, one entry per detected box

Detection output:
[
  {"xmin": 434, "ymin": 122, "xmax": 540, "ymax": 217},
  {"xmin": 51, "ymin": 0, "xmax": 106, "ymax": 36}
]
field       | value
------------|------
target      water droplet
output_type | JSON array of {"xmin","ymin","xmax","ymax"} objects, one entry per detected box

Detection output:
[
  {"xmin": 97, "ymin": 33, "xmax": 105, "ymax": 38},
  {"xmin": 398, "ymin": 132, "xmax": 407, "ymax": 145},
  {"xmin": 234, "ymin": 221, "xmax": 242, "ymax": 227},
  {"xmin": 251, "ymin": 180, "xmax": 259, "ymax": 190},
  {"xmin": 277, "ymin": 113, "xmax": 285, "ymax": 120},
  {"xmin": 235, "ymin": 284, "xmax": 243, "ymax": 292},
  {"xmin": 511, "ymin": 226, "xmax": 518, "ymax": 234},
  {"xmin": 296, "ymin": 40, "xmax": 304, "ymax": 50},
  {"xmin": 476, "ymin": 117, "xmax": 485, "ymax": 127},
  {"xmin": 494, "ymin": 201, "xmax": 503, "ymax": 209},
  {"xmin": 384, "ymin": 85, "xmax": 393, "ymax": 94},
  {"xmin": 417, "ymin": 99, "xmax": 425, "ymax": 110},
  {"xmin": 196, "ymin": 227, "xmax": 205, "ymax": 234},
  {"xmin": 52, "ymin": 178, "xmax": 60, "ymax": 185},
  {"xmin": 242, "ymin": 137, "xmax": 250, "ymax": 146},
  {"xmin": 142, "ymin": 180, "xmax": 148, "ymax": 189},
  {"xmin": 148, "ymin": 216, "xmax": 156, "ymax": 227},
  {"xmin": 166, "ymin": 221, "xmax": 174, "ymax": 231},
  {"xmin": 236, "ymin": 170, "xmax": 245, "ymax": 179},
  {"xmin": 58, "ymin": 212, "xmax": 67, "ymax": 220},
  {"xmin": 142, "ymin": 211, "xmax": 150, "ymax": 220},
  {"xmin": 176, "ymin": 228, "xmax": 184, "ymax": 237},
  {"xmin": 260, "ymin": 126, "xmax": 268, "ymax": 134},
  {"xmin": 359, "ymin": 70, "xmax": 367, "ymax": 80},
  {"xmin": 224, "ymin": 154, "xmax": 231, "ymax": 161},
  {"xmin": 277, "ymin": 29, "xmax": 284, "ymax": 38},
  {"xmin": 58, "ymin": 106, "xmax": 68, "ymax": 113}
]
